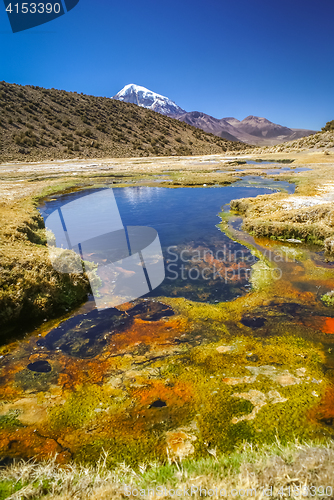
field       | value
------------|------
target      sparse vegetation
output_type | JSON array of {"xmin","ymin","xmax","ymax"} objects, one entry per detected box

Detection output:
[
  {"xmin": 0, "ymin": 81, "xmax": 248, "ymax": 162},
  {"xmin": 245, "ymin": 124, "xmax": 334, "ymax": 155},
  {"xmin": 322, "ymin": 120, "xmax": 334, "ymax": 132}
]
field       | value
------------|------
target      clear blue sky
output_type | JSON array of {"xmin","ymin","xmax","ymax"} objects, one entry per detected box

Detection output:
[{"xmin": 1, "ymin": 0, "xmax": 334, "ymax": 130}]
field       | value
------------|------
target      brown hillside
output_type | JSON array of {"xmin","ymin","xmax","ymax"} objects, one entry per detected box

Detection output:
[{"xmin": 0, "ymin": 82, "xmax": 248, "ymax": 162}]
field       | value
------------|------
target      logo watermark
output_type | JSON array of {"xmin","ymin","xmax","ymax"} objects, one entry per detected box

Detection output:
[
  {"xmin": 45, "ymin": 189, "xmax": 165, "ymax": 309},
  {"xmin": 123, "ymin": 485, "xmax": 333, "ymax": 497},
  {"xmin": 165, "ymin": 245, "xmax": 293, "ymax": 284},
  {"xmin": 3, "ymin": 0, "xmax": 80, "ymax": 33}
]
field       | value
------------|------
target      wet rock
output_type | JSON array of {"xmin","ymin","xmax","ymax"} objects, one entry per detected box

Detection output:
[
  {"xmin": 128, "ymin": 301, "xmax": 174, "ymax": 321},
  {"xmin": 246, "ymin": 354, "xmax": 259, "ymax": 362},
  {"xmin": 0, "ymin": 398, "xmax": 48, "ymax": 426},
  {"xmin": 241, "ymin": 316, "xmax": 266, "ymax": 328},
  {"xmin": 15, "ymin": 366, "xmax": 59, "ymax": 392},
  {"xmin": 320, "ymin": 418, "xmax": 333, "ymax": 426},
  {"xmin": 222, "ymin": 376, "xmax": 257, "ymax": 385},
  {"xmin": 244, "ymin": 365, "xmax": 303, "ymax": 387},
  {"xmin": 149, "ymin": 399, "xmax": 167, "ymax": 408},
  {"xmin": 166, "ymin": 430, "xmax": 196, "ymax": 461},
  {"xmin": 232, "ymin": 389, "xmax": 288, "ymax": 424},
  {"xmin": 275, "ymin": 374, "xmax": 302, "ymax": 387},
  {"xmin": 216, "ymin": 345, "xmax": 234, "ymax": 353},
  {"xmin": 296, "ymin": 367, "xmax": 307, "ymax": 376},
  {"xmin": 37, "ymin": 308, "xmax": 131, "ymax": 358},
  {"xmin": 27, "ymin": 360, "xmax": 51, "ymax": 373}
]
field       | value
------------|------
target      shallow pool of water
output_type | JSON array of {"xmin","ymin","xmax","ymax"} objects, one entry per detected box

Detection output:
[{"xmin": 40, "ymin": 182, "xmax": 292, "ymax": 304}]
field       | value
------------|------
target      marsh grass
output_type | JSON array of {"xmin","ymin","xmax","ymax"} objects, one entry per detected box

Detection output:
[
  {"xmin": 0, "ymin": 180, "xmax": 92, "ymax": 336},
  {"xmin": 1, "ymin": 440, "xmax": 334, "ymax": 499},
  {"xmin": 229, "ymin": 163, "xmax": 334, "ymax": 255}
]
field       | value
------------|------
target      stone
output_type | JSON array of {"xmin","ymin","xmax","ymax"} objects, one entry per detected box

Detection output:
[
  {"xmin": 166, "ymin": 430, "xmax": 196, "ymax": 461},
  {"xmin": 216, "ymin": 345, "xmax": 234, "ymax": 353},
  {"xmin": 231, "ymin": 389, "xmax": 288, "ymax": 424}
]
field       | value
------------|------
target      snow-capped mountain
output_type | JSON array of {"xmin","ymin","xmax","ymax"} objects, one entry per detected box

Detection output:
[
  {"xmin": 113, "ymin": 84, "xmax": 186, "ymax": 117},
  {"xmin": 113, "ymin": 84, "xmax": 316, "ymax": 145}
]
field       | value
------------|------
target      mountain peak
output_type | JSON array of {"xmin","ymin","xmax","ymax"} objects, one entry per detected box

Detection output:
[
  {"xmin": 242, "ymin": 115, "xmax": 271, "ymax": 123},
  {"xmin": 113, "ymin": 85, "xmax": 316, "ymax": 146},
  {"xmin": 113, "ymin": 84, "xmax": 186, "ymax": 117}
]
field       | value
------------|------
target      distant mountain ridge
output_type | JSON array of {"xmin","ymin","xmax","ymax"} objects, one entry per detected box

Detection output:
[{"xmin": 113, "ymin": 84, "xmax": 316, "ymax": 145}]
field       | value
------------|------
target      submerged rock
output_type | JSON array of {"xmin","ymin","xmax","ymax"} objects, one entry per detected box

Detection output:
[
  {"xmin": 37, "ymin": 308, "xmax": 131, "ymax": 358},
  {"xmin": 128, "ymin": 301, "xmax": 174, "ymax": 321},
  {"xmin": 241, "ymin": 316, "xmax": 266, "ymax": 328}
]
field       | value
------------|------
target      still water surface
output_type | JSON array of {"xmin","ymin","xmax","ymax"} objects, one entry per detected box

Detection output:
[{"xmin": 40, "ymin": 181, "xmax": 293, "ymax": 304}]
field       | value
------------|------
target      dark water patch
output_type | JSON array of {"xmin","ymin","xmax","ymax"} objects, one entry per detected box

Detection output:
[
  {"xmin": 246, "ymin": 354, "xmax": 259, "ymax": 362},
  {"xmin": 275, "ymin": 302, "xmax": 306, "ymax": 317},
  {"xmin": 149, "ymin": 400, "xmax": 167, "ymax": 408},
  {"xmin": 320, "ymin": 417, "xmax": 333, "ymax": 427},
  {"xmin": 246, "ymin": 159, "xmax": 295, "ymax": 164},
  {"xmin": 241, "ymin": 317, "xmax": 266, "ymax": 328},
  {"xmin": 232, "ymin": 176, "xmax": 295, "ymax": 194},
  {"xmin": 27, "ymin": 360, "xmax": 51, "ymax": 373},
  {"xmin": 128, "ymin": 301, "xmax": 174, "ymax": 321},
  {"xmin": 37, "ymin": 308, "xmax": 131, "ymax": 358}
]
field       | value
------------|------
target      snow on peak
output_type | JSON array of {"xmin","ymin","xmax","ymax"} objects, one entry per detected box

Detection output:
[{"xmin": 113, "ymin": 84, "xmax": 186, "ymax": 117}]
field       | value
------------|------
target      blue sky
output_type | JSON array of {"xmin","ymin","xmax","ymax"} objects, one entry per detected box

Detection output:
[{"xmin": 1, "ymin": 0, "xmax": 333, "ymax": 129}]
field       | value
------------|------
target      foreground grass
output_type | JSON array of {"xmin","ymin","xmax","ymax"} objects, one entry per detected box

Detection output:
[
  {"xmin": 0, "ymin": 180, "xmax": 92, "ymax": 337},
  {"xmin": 1, "ymin": 440, "xmax": 334, "ymax": 499}
]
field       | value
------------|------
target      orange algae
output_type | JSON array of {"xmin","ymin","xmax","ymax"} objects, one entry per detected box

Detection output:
[
  {"xmin": 302, "ymin": 316, "xmax": 334, "ymax": 335},
  {"xmin": 308, "ymin": 387, "xmax": 334, "ymax": 424},
  {"xmin": 111, "ymin": 316, "xmax": 188, "ymax": 353},
  {"xmin": 322, "ymin": 318, "xmax": 334, "ymax": 334},
  {"xmin": 0, "ymin": 427, "xmax": 70, "ymax": 462},
  {"xmin": 133, "ymin": 380, "xmax": 194, "ymax": 409}
]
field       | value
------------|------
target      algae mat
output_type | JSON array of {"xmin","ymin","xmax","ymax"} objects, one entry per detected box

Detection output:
[{"xmin": 1, "ymin": 160, "xmax": 334, "ymax": 467}]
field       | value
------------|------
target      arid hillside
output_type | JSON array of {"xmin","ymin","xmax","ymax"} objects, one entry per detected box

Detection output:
[
  {"xmin": 0, "ymin": 82, "xmax": 248, "ymax": 162},
  {"xmin": 252, "ymin": 121, "xmax": 334, "ymax": 154}
]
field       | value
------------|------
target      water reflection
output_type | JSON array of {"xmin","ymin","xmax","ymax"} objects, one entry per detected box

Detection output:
[{"xmin": 41, "ymin": 184, "xmax": 290, "ymax": 305}]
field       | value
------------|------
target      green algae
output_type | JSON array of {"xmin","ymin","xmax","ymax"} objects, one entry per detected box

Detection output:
[
  {"xmin": 145, "ymin": 331, "xmax": 328, "ymax": 460},
  {"xmin": 321, "ymin": 290, "xmax": 334, "ymax": 307},
  {"xmin": 48, "ymin": 385, "xmax": 124, "ymax": 430},
  {"xmin": 0, "ymin": 411, "xmax": 24, "ymax": 430},
  {"xmin": 74, "ymin": 434, "xmax": 163, "ymax": 468},
  {"xmin": 2, "ymin": 165, "xmax": 334, "ymax": 466},
  {"xmin": 15, "ymin": 366, "xmax": 59, "ymax": 392}
]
